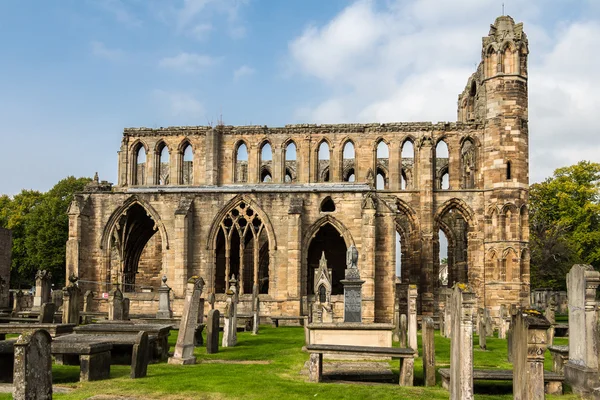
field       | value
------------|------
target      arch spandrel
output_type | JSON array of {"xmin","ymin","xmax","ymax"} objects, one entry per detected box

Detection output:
[{"xmin": 302, "ymin": 215, "xmax": 355, "ymax": 253}]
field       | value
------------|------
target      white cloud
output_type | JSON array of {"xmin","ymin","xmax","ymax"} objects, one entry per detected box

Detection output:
[
  {"xmin": 175, "ymin": 0, "xmax": 249, "ymax": 39},
  {"xmin": 90, "ymin": 41, "xmax": 126, "ymax": 61},
  {"xmin": 158, "ymin": 52, "xmax": 218, "ymax": 73},
  {"xmin": 188, "ymin": 23, "xmax": 213, "ymax": 40},
  {"xmin": 92, "ymin": 0, "xmax": 142, "ymax": 28},
  {"xmin": 287, "ymin": 0, "xmax": 600, "ymax": 183},
  {"xmin": 153, "ymin": 90, "xmax": 205, "ymax": 118},
  {"xmin": 233, "ymin": 65, "xmax": 255, "ymax": 80}
]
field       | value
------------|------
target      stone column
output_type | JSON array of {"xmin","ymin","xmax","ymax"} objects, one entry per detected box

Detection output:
[
  {"xmin": 360, "ymin": 194, "xmax": 377, "ymax": 323},
  {"xmin": 389, "ymin": 141, "xmax": 401, "ymax": 190},
  {"xmin": 564, "ymin": 264, "xmax": 600, "ymax": 395},
  {"xmin": 173, "ymin": 198, "xmax": 193, "ymax": 296},
  {"xmin": 62, "ymin": 275, "xmax": 81, "ymax": 325},
  {"xmin": 512, "ymin": 309, "xmax": 551, "ymax": 400},
  {"xmin": 32, "ymin": 270, "xmax": 52, "ymax": 311},
  {"xmin": 407, "ymin": 285, "xmax": 418, "ymax": 354},
  {"xmin": 423, "ymin": 316, "xmax": 436, "ymax": 386},
  {"xmin": 287, "ymin": 199, "xmax": 303, "ymax": 303},
  {"xmin": 157, "ymin": 275, "xmax": 173, "ymax": 319},
  {"xmin": 205, "ymin": 128, "xmax": 220, "ymax": 185},
  {"xmin": 168, "ymin": 276, "xmax": 205, "ymax": 365},
  {"xmin": 418, "ymin": 135, "xmax": 435, "ymax": 314},
  {"xmin": 13, "ymin": 330, "xmax": 52, "ymax": 400},
  {"xmin": 450, "ymin": 283, "xmax": 476, "ymax": 400}
]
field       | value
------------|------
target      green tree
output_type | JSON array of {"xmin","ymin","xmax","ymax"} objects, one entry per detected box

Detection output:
[
  {"xmin": 0, "ymin": 176, "xmax": 90, "ymax": 287},
  {"xmin": 529, "ymin": 161, "xmax": 600, "ymax": 289}
]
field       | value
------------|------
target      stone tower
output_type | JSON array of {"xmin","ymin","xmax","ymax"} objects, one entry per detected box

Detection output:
[{"xmin": 459, "ymin": 15, "xmax": 530, "ymax": 308}]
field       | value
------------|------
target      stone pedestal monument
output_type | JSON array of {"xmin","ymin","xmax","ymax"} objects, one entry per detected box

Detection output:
[
  {"xmin": 156, "ymin": 275, "xmax": 173, "ymax": 319},
  {"xmin": 340, "ymin": 245, "xmax": 364, "ymax": 323},
  {"xmin": 32, "ymin": 270, "xmax": 52, "ymax": 311},
  {"xmin": 312, "ymin": 252, "xmax": 333, "ymax": 323}
]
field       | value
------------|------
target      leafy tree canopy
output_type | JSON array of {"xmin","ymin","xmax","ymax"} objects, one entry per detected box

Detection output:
[
  {"xmin": 529, "ymin": 161, "xmax": 600, "ymax": 290},
  {"xmin": 0, "ymin": 176, "xmax": 91, "ymax": 287}
]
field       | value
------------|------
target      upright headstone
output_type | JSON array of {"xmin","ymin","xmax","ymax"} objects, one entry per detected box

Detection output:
[
  {"xmin": 206, "ymin": 309, "xmax": 220, "ymax": 354},
  {"xmin": 208, "ymin": 292, "xmax": 215, "ymax": 310},
  {"xmin": 12, "ymin": 290, "xmax": 23, "ymax": 316},
  {"xmin": 407, "ymin": 285, "xmax": 418, "ymax": 353},
  {"xmin": 156, "ymin": 275, "xmax": 173, "ymax": 319},
  {"xmin": 252, "ymin": 284, "xmax": 259, "ymax": 335},
  {"xmin": 51, "ymin": 290, "xmax": 63, "ymax": 311},
  {"xmin": 222, "ymin": 286, "xmax": 235, "ymax": 347},
  {"xmin": 62, "ymin": 274, "xmax": 81, "ymax": 325},
  {"xmin": 545, "ymin": 296, "xmax": 556, "ymax": 346},
  {"xmin": 123, "ymin": 297, "xmax": 130, "ymax": 320},
  {"xmin": 399, "ymin": 314, "xmax": 408, "ymax": 348},
  {"xmin": 229, "ymin": 275, "xmax": 238, "ymax": 345},
  {"xmin": 449, "ymin": 283, "xmax": 476, "ymax": 400},
  {"xmin": 312, "ymin": 252, "xmax": 333, "ymax": 323},
  {"xmin": 512, "ymin": 309, "xmax": 551, "ymax": 400},
  {"xmin": 82, "ymin": 290, "xmax": 94, "ymax": 324},
  {"xmin": 168, "ymin": 276, "xmax": 205, "ymax": 365},
  {"xmin": 393, "ymin": 296, "xmax": 400, "ymax": 341},
  {"xmin": 444, "ymin": 290, "xmax": 452, "ymax": 338},
  {"xmin": 341, "ymin": 245, "xmax": 364, "ymax": 323},
  {"xmin": 564, "ymin": 264, "xmax": 600, "ymax": 396},
  {"xmin": 38, "ymin": 303, "xmax": 55, "ymax": 323},
  {"xmin": 108, "ymin": 284, "xmax": 124, "ymax": 321},
  {"xmin": 422, "ymin": 316, "xmax": 436, "ymax": 386},
  {"xmin": 498, "ymin": 304, "xmax": 508, "ymax": 339},
  {"xmin": 478, "ymin": 308, "xmax": 486, "ymax": 350},
  {"xmin": 507, "ymin": 304, "xmax": 518, "ymax": 363},
  {"xmin": 32, "ymin": 270, "xmax": 52, "ymax": 311},
  {"xmin": 131, "ymin": 331, "xmax": 149, "ymax": 378},
  {"xmin": 484, "ymin": 308, "xmax": 493, "ymax": 337},
  {"xmin": 13, "ymin": 330, "xmax": 52, "ymax": 400}
]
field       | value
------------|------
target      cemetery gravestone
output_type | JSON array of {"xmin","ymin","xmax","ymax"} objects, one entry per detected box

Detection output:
[
  {"xmin": 399, "ymin": 314, "xmax": 408, "ymax": 348},
  {"xmin": 407, "ymin": 285, "xmax": 418, "ymax": 353},
  {"xmin": 449, "ymin": 283, "xmax": 476, "ymax": 400},
  {"xmin": 206, "ymin": 309, "xmax": 220, "ymax": 354},
  {"xmin": 131, "ymin": 331, "xmax": 149, "ymax": 378},
  {"xmin": 423, "ymin": 316, "xmax": 436, "ymax": 386},
  {"xmin": 156, "ymin": 275, "xmax": 173, "ymax": 319},
  {"xmin": 32, "ymin": 270, "xmax": 52, "ymax": 311},
  {"xmin": 168, "ymin": 276, "xmax": 205, "ymax": 365},
  {"xmin": 38, "ymin": 303, "xmax": 56, "ymax": 324},
  {"xmin": 83, "ymin": 290, "xmax": 94, "ymax": 324},
  {"xmin": 13, "ymin": 330, "xmax": 52, "ymax": 400},
  {"xmin": 62, "ymin": 274, "xmax": 81, "ymax": 325},
  {"xmin": 341, "ymin": 245, "xmax": 364, "ymax": 323},
  {"xmin": 108, "ymin": 284, "xmax": 124, "ymax": 321}
]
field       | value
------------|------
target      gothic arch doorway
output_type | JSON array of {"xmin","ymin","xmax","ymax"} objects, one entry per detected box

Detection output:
[{"xmin": 306, "ymin": 223, "xmax": 348, "ymax": 295}]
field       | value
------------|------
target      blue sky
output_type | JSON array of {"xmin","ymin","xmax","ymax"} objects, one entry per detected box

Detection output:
[{"xmin": 1, "ymin": 0, "xmax": 600, "ymax": 194}]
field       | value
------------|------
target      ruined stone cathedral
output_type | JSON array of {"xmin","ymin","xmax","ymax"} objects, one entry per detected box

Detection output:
[{"xmin": 67, "ymin": 16, "xmax": 529, "ymax": 321}]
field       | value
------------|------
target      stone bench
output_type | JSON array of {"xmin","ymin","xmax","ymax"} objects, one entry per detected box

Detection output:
[
  {"xmin": 438, "ymin": 368, "xmax": 564, "ymax": 395},
  {"xmin": 74, "ymin": 323, "xmax": 171, "ymax": 361},
  {"xmin": 55, "ymin": 333, "xmax": 150, "ymax": 378},
  {"xmin": 52, "ymin": 337, "xmax": 112, "ymax": 381},
  {"xmin": 548, "ymin": 345, "xmax": 569, "ymax": 374},
  {"xmin": 271, "ymin": 316, "xmax": 307, "ymax": 327},
  {"xmin": 0, "ymin": 323, "xmax": 75, "ymax": 340},
  {"xmin": 305, "ymin": 344, "xmax": 415, "ymax": 386}
]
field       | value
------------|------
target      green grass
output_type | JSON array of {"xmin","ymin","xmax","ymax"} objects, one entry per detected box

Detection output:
[{"xmin": 0, "ymin": 327, "xmax": 577, "ymax": 400}]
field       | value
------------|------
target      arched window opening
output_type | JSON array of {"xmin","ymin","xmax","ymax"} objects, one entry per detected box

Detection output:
[
  {"xmin": 343, "ymin": 167, "xmax": 355, "ymax": 182},
  {"xmin": 485, "ymin": 250, "xmax": 498, "ymax": 281},
  {"xmin": 376, "ymin": 168, "xmax": 387, "ymax": 190},
  {"xmin": 461, "ymin": 139, "xmax": 476, "ymax": 189},
  {"xmin": 318, "ymin": 141, "xmax": 330, "ymax": 182},
  {"xmin": 214, "ymin": 202, "xmax": 270, "ymax": 294},
  {"xmin": 506, "ymin": 161, "xmax": 512, "ymax": 180},
  {"xmin": 438, "ymin": 229, "xmax": 449, "ymax": 287},
  {"xmin": 395, "ymin": 231, "xmax": 402, "ymax": 278},
  {"xmin": 320, "ymin": 196, "xmax": 335, "ymax": 212},
  {"xmin": 109, "ymin": 203, "xmax": 161, "ymax": 292},
  {"xmin": 486, "ymin": 47, "xmax": 497, "ymax": 78},
  {"xmin": 235, "ymin": 143, "xmax": 248, "ymax": 183},
  {"xmin": 182, "ymin": 144, "xmax": 193, "ymax": 185},
  {"xmin": 260, "ymin": 142, "xmax": 272, "ymax": 184},
  {"xmin": 158, "ymin": 144, "xmax": 170, "ymax": 185},
  {"xmin": 261, "ymin": 168, "xmax": 272, "ymax": 183},
  {"xmin": 401, "ymin": 140, "xmax": 414, "ymax": 190},
  {"xmin": 504, "ymin": 249, "xmax": 518, "ymax": 282},
  {"xmin": 436, "ymin": 140, "xmax": 449, "ymax": 190},
  {"xmin": 307, "ymin": 223, "xmax": 347, "ymax": 295},
  {"xmin": 342, "ymin": 141, "xmax": 355, "ymax": 182},
  {"xmin": 284, "ymin": 141, "xmax": 297, "ymax": 183},
  {"xmin": 439, "ymin": 208, "xmax": 469, "ymax": 287},
  {"xmin": 134, "ymin": 144, "xmax": 146, "ymax": 185},
  {"xmin": 503, "ymin": 44, "xmax": 516, "ymax": 74}
]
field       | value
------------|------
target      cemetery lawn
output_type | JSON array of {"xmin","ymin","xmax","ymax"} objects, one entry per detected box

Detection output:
[{"xmin": 0, "ymin": 327, "xmax": 577, "ymax": 400}]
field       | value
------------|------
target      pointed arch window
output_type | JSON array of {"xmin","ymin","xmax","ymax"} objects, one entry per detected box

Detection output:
[
  {"xmin": 342, "ymin": 141, "xmax": 355, "ymax": 182},
  {"xmin": 376, "ymin": 140, "xmax": 389, "ymax": 189},
  {"xmin": 317, "ymin": 141, "xmax": 330, "ymax": 182},
  {"xmin": 401, "ymin": 140, "xmax": 414, "ymax": 189},
  {"xmin": 284, "ymin": 141, "xmax": 297, "ymax": 183},
  {"xmin": 461, "ymin": 139, "xmax": 476, "ymax": 189},
  {"xmin": 157, "ymin": 143, "xmax": 170, "ymax": 185},
  {"xmin": 506, "ymin": 161, "xmax": 512, "ymax": 180},
  {"xmin": 133, "ymin": 144, "xmax": 146, "ymax": 186},
  {"xmin": 214, "ymin": 202, "xmax": 270, "ymax": 294},
  {"xmin": 436, "ymin": 140, "xmax": 449, "ymax": 190},
  {"xmin": 260, "ymin": 142, "xmax": 272, "ymax": 184},
  {"xmin": 235, "ymin": 142, "xmax": 248, "ymax": 183},
  {"xmin": 320, "ymin": 196, "xmax": 335, "ymax": 212},
  {"xmin": 181, "ymin": 143, "xmax": 193, "ymax": 185}
]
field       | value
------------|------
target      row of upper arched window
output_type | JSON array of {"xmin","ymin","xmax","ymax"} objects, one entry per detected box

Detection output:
[
  {"xmin": 484, "ymin": 42, "xmax": 523, "ymax": 78},
  {"xmin": 130, "ymin": 136, "xmax": 487, "ymax": 189}
]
